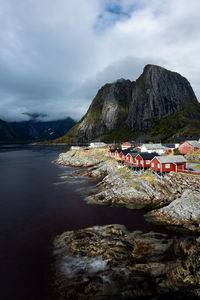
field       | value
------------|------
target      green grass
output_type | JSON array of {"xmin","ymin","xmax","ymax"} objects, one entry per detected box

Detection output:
[{"xmin": 187, "ymin": 160, "xmax": 200, "ymax": 164}]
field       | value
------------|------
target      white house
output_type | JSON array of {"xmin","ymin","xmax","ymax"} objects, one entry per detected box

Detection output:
[
  {"xmin": 140, "ymin": 144, "xmax": 168, "ymax": 155},
  {"xmin": 70, "ymin": 146, "xmax": 83, "ymax": 150},
  {"xmin": 89, "ymin": 142, "xmax": 107, "ymax": 148}
]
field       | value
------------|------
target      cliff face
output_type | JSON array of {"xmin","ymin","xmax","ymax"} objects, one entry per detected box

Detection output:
[
  {"xmin": 127, "ymin": 64, "xmax": 198, "ymax": 130},
  {"xmin": 63, "ymin": 79, "xmax": 133, "ymax": 142},
  {"xmin": 56, "ymin": 64, "xmax": 200, "ymax": 143}
]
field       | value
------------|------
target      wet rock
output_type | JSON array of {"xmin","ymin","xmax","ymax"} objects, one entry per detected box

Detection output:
[{"xmin": 53, "ymin": 225, "xmax": 200, "ymax": 299}]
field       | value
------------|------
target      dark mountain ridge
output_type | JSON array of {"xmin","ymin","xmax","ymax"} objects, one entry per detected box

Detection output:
[
  {"xmin": 0, "ymin": 117, "xmax": 76, "ymax": 143},
  {"xmin": 55, "ymin": 64, "xmax": 200, "ymax": 143}
]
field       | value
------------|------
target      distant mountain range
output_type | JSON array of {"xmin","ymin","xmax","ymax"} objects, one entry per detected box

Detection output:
[
  {"xmin": 54, "ymin": 64, "xmax": 200, "ymax": 143},
  {"xmin": 0, "ymin": 117, "xmax": 76, "ymax": 143}
]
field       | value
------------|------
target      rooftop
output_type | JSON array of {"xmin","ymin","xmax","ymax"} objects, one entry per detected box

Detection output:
[
  {"xmin": 138, "ymin": 152, "xmax": 159, "ymax": 160},
  {"xmin": 142, "ymin": 144, "xmax": 168, "ymax": 150},
  {"xmin": 187, "ymin": 140, "xmax": 200, "ymax": 148},
  {"xmin": 156, "ymin": 155, "xmax": 187, "ymax": 164}
]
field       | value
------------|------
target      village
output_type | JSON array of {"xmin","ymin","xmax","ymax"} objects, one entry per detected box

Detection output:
[{"xmin": 71, "ymin": 139, "xmax": 200, "ymax": 176}]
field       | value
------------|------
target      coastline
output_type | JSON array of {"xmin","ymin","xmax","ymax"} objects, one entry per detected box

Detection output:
[
  {"xmin": 55, "ymin": 148, "xmax": 200, "ymax": 232},
  {"xmin": 52, "ymin": 147, "xmax": 200, "ymax": 299}
]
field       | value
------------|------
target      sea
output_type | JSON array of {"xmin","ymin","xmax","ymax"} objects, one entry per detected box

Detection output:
[{"xmin": 0, "ymin": 145, "xmax": 182, "ymax": 300}]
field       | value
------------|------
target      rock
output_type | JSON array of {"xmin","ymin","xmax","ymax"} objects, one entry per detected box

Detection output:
[
  {"xmin": 127, "ymin": 64, "xmax": 198, "ymax": 130},
  {"xmin": 56, "ymin": 149, "xmax": 200, "ymax": 231},
  {"xmin": 55, "ymin": 148, "xmax": 108, "ymax": 167},
  {"xmin": 146, "ymin": 190, "xmax": 200, "ymax": 232},
  {"xmin": 52, "ymin": 225, "xmax": 200, "ymax": 299}
]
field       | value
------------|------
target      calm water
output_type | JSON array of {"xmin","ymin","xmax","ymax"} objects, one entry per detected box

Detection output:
[{"xmin": 0, "ymin": 145, "xmax": 180, "ymax": 300}]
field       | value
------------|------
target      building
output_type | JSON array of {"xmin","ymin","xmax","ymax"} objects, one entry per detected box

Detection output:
[
  {"xmin": 121, "ymin": 142, "xmax": 132, "ymax": 150},
  {"xmin": 120, "ymin": 149, "xmax": 133, "ymax": 159},
  {"xmin": 135, "ymin": 152, "xmax": 159, "ymax": 168},
  {"xmin": 89, "ymin": 142, "xmax": 106, "ymax": 148},
  {"xmin": 108, "ymin": 149, "xmax": 115, "ymax": 156},
  {"xmin": 151, "ymin": 155, "xmax": 187, "ymax": 173},
  {"xmin": 163, "ymin": 144, "xmax": 179, "ymax": 153},
  {"xmin": 125, "ymin": 152, "xmax": 138, "ymax": 164},
  {"xmin": 70, "ymin": 146, "xmax": 83, "ymax": 150},
  {"xmin": 140, "ymin": 144, "xmax": 168, "ymax": 155},
  {"xmin": 112, "ymin": 149, "xmax": 121, "ymax": 158},
  {"xmin": 179, "ymin": 140, "xmax": 200, "ymax": 154}
]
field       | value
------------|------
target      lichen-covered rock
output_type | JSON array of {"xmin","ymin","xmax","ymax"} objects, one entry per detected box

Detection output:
[
  {"xmin": 146, "ymin": 190, "xmax": 200, "ymax": 232},
  {"xmin": 55, "ymin": 148, "xmax": 108, "ymax": 167},
  {"xmin": 56, "ymin": 149, "xmax": 200, "ymax": 222},
  {"xmin": 53, "ymin": 225, "xmax": 200, "ymax": 299}
]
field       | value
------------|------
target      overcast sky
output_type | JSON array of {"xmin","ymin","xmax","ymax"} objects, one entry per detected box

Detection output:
[{"xmin": 0, "ymin": 0, "xmax": 200, "ymax": 122}]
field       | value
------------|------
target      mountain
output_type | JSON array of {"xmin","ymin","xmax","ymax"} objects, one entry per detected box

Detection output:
[
  {"xmin": 0, "ymin": 117, "xmax": 76, "ymax": 143},
  {"xmin": 55, "ymin": 64, "xmax": 200, "ymax": 143}
]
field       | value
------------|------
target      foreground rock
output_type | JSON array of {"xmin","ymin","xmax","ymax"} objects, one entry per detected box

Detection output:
[
  {"xmin": 53, "ymin": 224, "xmax": 200, "ymax": 299},
  {"xmin": 146, "ymin": 190, "xmax": 200, "ymax": 232}
]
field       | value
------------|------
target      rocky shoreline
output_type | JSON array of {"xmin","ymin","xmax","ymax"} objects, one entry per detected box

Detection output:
[
  {"xmin": 53, "ymin": 148, "xmax": 200, "ymax": 299},
  {"xmin": 56, "ymin": 149, "xmax": 200, "ymax": 231}
]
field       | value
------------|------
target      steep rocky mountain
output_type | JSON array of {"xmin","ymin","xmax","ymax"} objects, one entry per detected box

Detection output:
[
  {"xmin": 55, "ymin": 64, "xmax": 200, "ymax": 143},
  {"xmin": 0, "ymin": 117, "xmax": 76, "ymax": 143}
]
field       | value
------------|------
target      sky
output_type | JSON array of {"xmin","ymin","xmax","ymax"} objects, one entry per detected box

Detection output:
[{"xmin": 0, "ymin": 0, "xmax": 200, "ymax": 122}]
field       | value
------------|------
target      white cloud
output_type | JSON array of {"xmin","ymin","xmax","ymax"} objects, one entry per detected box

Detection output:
[{"xmin": 0, "ymin": 0, "xmax": 200, "ymax": 121}]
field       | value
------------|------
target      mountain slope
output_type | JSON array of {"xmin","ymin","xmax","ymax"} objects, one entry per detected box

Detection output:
[
  {"xmin": 55, "ymin": 64, "xmax": 200, "ymax": 143},
  {"xmin": 0, "ymin": 117, "xmax": 76, "ymax": 143}
]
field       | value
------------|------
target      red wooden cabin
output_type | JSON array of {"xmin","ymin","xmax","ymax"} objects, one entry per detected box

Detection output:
[
  {"xmin": 151, "ymin": 155, "xmax": 187, "ymax": 173},
  {"xmin": 125, "ymin": 152, "xmax": 138, "ymax": 164},
  {"xmin": 179, "ymin": 140, "xmax": 200, "ymax": 154},
  {"xmin": 135, "ymin": 152, "xmax": 159, "ymax": 168}
]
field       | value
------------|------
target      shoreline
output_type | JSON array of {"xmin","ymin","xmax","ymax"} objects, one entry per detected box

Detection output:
[
  {"xmin": 52, "ymin": 148, "xmax": 200, "ymax": 299},
  {"xmin": 55, "ymin": 148, "xmax": 200, "ymax": 232}
]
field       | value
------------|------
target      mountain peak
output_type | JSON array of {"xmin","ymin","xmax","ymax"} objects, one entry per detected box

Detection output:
[
  {"xmin": 55, "ymin": 65, "xmax": 200, "ymax": 143},
  {"xmin": 143, "ymin": 64, "xmax": 165, "ymax": 71}
]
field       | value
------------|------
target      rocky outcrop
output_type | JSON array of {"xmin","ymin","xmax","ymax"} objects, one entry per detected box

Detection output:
[
  {"xmin": 53, "ymin": 224, "xmax": 200, "ymax": 299},
  {"xmin": 56, "ymin": 149, "xmax": 200, "ymax": 231},
  {"xmin": 55, "ymin": 64, "xmax": 200, "ymax": 143},
  {"xmin": 56, "ymin": 148, "xmax": 108, "ymax": 167},
  {"xmin": 126, "ymin": 64, "xmax": 199, "ymax": 130},
  {"xmin": 146, "ymin": 190, "xmax": 200, "ymax": 232}
]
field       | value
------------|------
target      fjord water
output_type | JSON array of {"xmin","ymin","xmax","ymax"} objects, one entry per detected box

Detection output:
[{"xmin": 0, "ymin": 145, "xmax": 178, "ymax": 300}]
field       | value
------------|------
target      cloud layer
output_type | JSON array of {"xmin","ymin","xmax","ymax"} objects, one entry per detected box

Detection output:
[{"xmin": 0, "ymin": 0, "xmax": 200, "ymax": 121}]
